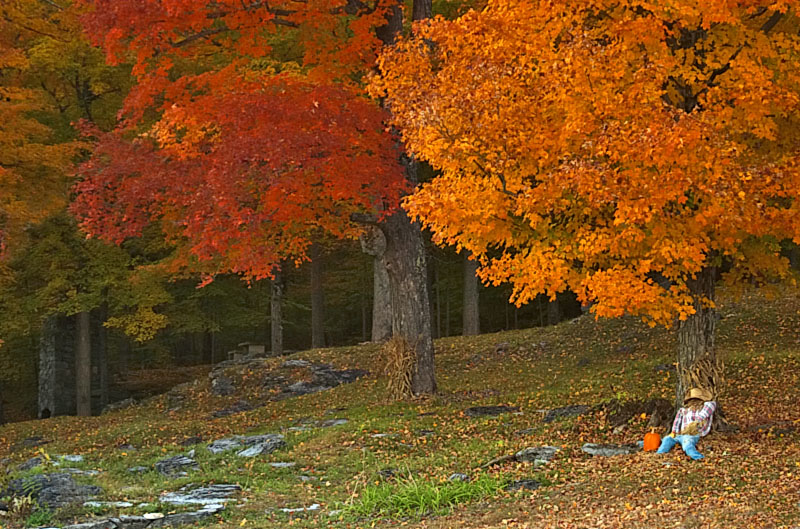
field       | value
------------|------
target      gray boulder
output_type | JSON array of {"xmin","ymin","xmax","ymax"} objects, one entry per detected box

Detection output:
[
  {"xmin": 208, "ymin": 434, "xmax": 285, "ymax": 456},
  {"xmin": 4, "ymin": 473, "xmax": 101, "ymax": 509},
  {"xmin": 281, "ymin": 359, "xmax": 312, "ymax": 368},
  {"xmin": 543, "ymin": 405, "xmax": 590, "ymax": 423},
  {"xmin": 61, "ymin": 505, "xmax": 224, "ymax": 529},
  {"xmin": 17, "ymin": 456, "xmax": 44, "ymax": 471},
  {"xmin": 154, "ymin": 455, "xmax": 199, "ymax": 476},
  {"xmin": 465, "ymin": 406, "xmax": 520, "ymax": 417},
  {"xmin": 515, "ymin": 446, "xmax": 560, "ymax": 466},
  {"xmin": 581, "ymin": 443, "xmax": 641, "ymax": 457},
  {"xmin": 210, "ymin": 375, "xmax": 235, "ymax": 396}
]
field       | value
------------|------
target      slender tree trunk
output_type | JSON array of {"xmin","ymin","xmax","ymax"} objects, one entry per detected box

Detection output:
[
  {"xmin": 462, "ymin": 251, "xmax": 480, "ymax": 335},
  {"xmin": 547, "ymin": 296, "xmax": 561, "ymax": 326},
  {"xmin": 445, "ymin": 290, "xmax": 450, "ymax": 337},
  {"xmin": 75, "ymin": 311, "xmax": 92, "ymax": 417},
  {"xmin": 676, "ymin": 267, "xmax": 721, "ymax": 408},
  {"xmin": 360, "ymin": 227, "xmax": 392, "ymax": 342},
  {"xmin": 270, "ymin": 268, "xmax": 284, "ymax": 356},
  {"xmin": 97, "ymin": 305, "xmax": 109, "ymax": 411},
  {"xmin": 0, "ymin": 382, "xmax": 5, "ymax": 425},
  {"xmin": 310, "ymin": 242, "xmax": 326, "ymax": 348},
  {"xmin": 434, "ymin": 261, "xmax": 441, "ymax": 339}
]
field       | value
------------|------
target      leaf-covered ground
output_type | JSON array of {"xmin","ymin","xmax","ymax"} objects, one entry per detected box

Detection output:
[{"xmin": 1, "ymin": 289, "xmax": 798, "ymax": 528}]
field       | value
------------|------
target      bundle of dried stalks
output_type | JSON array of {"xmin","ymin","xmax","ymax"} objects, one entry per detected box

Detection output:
[
  {"xmin": 683, "ymin": 354, "xmax": 725, "ymax": 399},
  {"xmin": 382, "ymin": 335, "xmax": 415, "ymax": 400}
]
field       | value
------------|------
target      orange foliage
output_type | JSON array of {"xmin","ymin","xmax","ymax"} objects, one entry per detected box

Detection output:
[{"xmin": 375, "ymin": 0, "xmax": 800, "ymax": 325}]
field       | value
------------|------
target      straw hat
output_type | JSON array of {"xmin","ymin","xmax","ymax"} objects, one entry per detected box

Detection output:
[{"xmin": 683, "ymin": 387, "xmax": 713, "ymax": 405}]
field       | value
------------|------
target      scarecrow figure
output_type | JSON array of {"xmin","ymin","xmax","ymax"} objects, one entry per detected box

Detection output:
[{"xmin": 656, "ymin": 387, "xmax": 716, "ymax": 460}]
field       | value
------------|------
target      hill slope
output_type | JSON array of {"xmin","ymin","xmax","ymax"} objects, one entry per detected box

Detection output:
[{"xmin": 1, "ymin": 289, "xmax": 798, "ymax": 528}]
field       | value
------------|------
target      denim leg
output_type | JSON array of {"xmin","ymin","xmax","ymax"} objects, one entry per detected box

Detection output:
[
  {"xmin": 678, "ymin": 435, "xmax": 704, "ymax": 460},
  {"xmin": 656, "ymin": 435, "xmax": 678, "ymax": 454}
]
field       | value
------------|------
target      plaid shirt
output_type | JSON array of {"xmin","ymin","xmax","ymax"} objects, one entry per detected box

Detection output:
[{"xmin": 672, "ymin": 401, "xmax": 717, "ymax": 437}]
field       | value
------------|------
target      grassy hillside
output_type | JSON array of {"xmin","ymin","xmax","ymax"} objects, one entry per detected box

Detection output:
[{"xmin": 1, "ymin": 289, "xmax": 798, "ymax": 528}]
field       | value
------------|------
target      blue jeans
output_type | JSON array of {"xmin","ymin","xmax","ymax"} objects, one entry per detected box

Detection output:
[{"xmin": 656, "ymin": 435, "xmax": 704, "ymax": 460}]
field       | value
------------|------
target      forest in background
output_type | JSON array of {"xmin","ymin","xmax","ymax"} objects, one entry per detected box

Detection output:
[{"xmin": 3, "ymin": 0, "xmax": 800, "ymax": 429}]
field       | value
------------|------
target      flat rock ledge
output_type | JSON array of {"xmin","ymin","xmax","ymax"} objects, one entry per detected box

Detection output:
[
  {"xmin": 581, "ymin": 443, "xmax": 641, "ymax": 457},
  {"xmin": 514, "ymin": 446, "xmax": 560, "ymax": 466},
  {"xmin": 542, "ymin": 405, "xmax": 591, "ymax": 423},
  {"xmin": 207, "ymin": 434, "xmax": 286, "ymax": 456},
  {"xmin": 483, "ymin": 446, "xmax": 560, "ymax": 468},
  {"xmin": 56, "ymin": 504, "xmax": 224, "ymax": 529},
  {"xmin": 161, "ymin": 484, "xmax": 241, "ymax": 506},
  {"xmin": 154, "ymin": 455, "xmax": 199, "ymax": 476},
  {"xmin": 464, "ymin": 406, "xmax": 520, "ymax": 418}
]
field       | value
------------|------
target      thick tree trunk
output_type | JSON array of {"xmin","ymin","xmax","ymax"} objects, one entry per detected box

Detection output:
[
  {"xmin": 75, "ymin": 311, "xmax": 92, "ymax": 417},
  {"xmin": 360, "ymin": 227, "xmax": 392, "ymax": 342},
  {"xmin": 310, "ymin": 243, "xmax": 326, "ymax": 348},
  {"xmin": 676, "ymin": 267, "xmax": 722, "ymax": 408},
  {"xmin": 270, "ymin": 269, "xmax": 284, "ymax": 356},
  {"xmin": 374, "ymin": 0, "xmax": 436, "ymax": 395},
  {"xmin": 383, "ymin": 200, "xmax": 436, "ymax": 395},
  {"xmin": 462, "ymin": 251, "xmax": 480, "ymax": 336}
]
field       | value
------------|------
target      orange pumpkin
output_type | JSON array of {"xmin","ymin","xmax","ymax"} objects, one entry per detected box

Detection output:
[{"xmin": 643, "ymin": 430, "xmax": 661, "ymax": 452}]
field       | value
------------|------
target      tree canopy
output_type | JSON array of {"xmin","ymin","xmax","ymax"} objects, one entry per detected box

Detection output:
[
  {"xmin": 72, "ymin": 0, "xmax": 407, "ymax": 281},
  {"xmin": 375, "ymin": 0, "xmax": 800, "ymax": 325}
]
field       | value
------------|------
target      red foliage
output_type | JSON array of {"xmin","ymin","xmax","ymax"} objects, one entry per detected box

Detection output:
[
  {"xmin": 72, "ymin": 0, "xmax": 406, "ymax": 279},
  {"xmin": 72, "ymin": 73, "xmax": 405, "ymax": 279}
]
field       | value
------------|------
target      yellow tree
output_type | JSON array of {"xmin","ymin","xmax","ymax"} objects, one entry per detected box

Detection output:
[
  {"xmin": 375, "ymin": 1, "xmax": 800, "ymax": 408},
  {"xmin": 0, "ymin": 0, "xmax": 91, "ymax": 259}
]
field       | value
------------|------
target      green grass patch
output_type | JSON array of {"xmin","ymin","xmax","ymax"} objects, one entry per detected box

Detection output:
[{"xmin": 344, "ymin": 472, "xmax": 507, "ymax": 518}]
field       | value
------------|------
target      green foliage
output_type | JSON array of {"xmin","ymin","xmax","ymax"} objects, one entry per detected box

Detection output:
[
  {"xmin": 344, "ymin": 472, "xmax": 506, "ymax": 518},
  {"xmin": 25, "ymin": 506, "xmax": 53, "ymax": 527}
]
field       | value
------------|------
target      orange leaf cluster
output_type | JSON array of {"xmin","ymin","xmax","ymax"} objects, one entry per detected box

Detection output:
[{"xmin": 375, "ymin": 0, "xmax": 800, "ymax": 325}]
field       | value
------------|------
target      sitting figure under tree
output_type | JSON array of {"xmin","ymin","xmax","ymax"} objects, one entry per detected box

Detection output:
[{"xmin": 657, "ymin": 387, "xmax": 717, "ymax": 461}]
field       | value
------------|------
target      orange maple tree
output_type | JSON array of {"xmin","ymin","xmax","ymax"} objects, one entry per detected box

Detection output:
[{"xmin": 375, "ymin": 0, "xmax": 800, "ymax": 404}]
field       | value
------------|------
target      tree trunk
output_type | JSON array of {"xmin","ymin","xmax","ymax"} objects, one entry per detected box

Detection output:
[
  {"xmin": 547, "ymin": 296, "xmax": 561, "ymax": 326},
  {"xmin": 270, "ymin": 271, "xmax": 284, "ymax": 356},
  {"xmin": 382, "ymin": 200, "xmax": 437, "ymax": 395},
  {"xmin": 97, "ymin": 302, "xmax": 109, "ymax": 410},
  {"xmin": 462, "ymin": 251, "xmax": 480, "ymax": 336},
  {"xmin": 0, "ymin": 382, "xmax": 5, "ymax": 425},
  {"xmin": 310, "ymin": 242, "xmax": 326, "ymax": 348},
  {"xmin": 75, "ymin": 311, "xmax": 92, "ymax": 417},
  {"xmin": 676, "ymin": 267, "xmax": 722, "ymax": 409},
  {"xmin": 434, "ymin": 261, "xmax": 441, "ymax": 338},
  {"xmin": 374, "ymin": 0, "xmax": 436, "ymax": 395},
  {"xmin": 360, "ymin": 227, "xmax": 392, "ymax": 342},
  {"xmin": 270, "ymin": 269, "xmax": 284, "ymax": 356}
]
